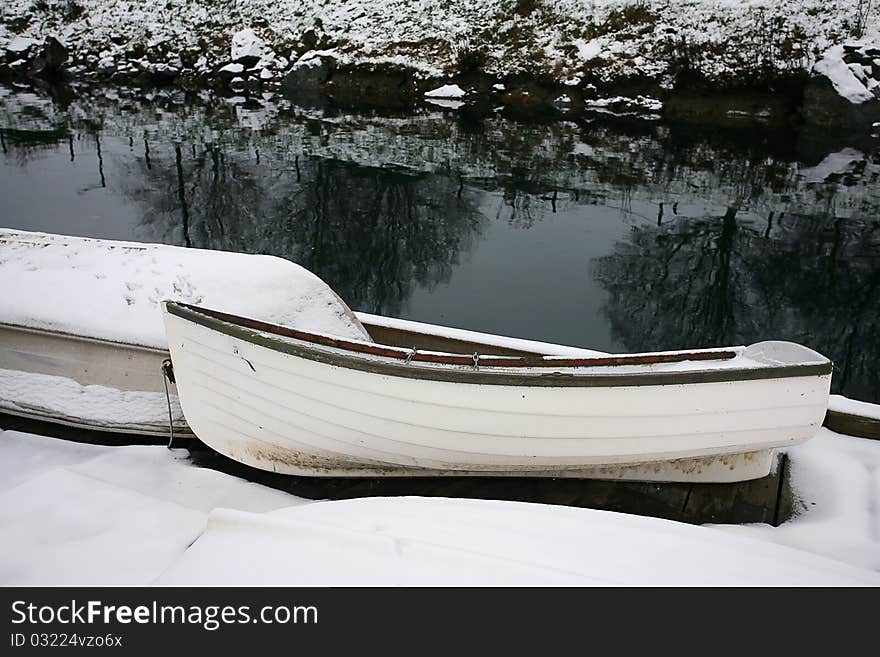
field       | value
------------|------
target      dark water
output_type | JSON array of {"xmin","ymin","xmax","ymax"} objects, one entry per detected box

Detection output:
[{"xmin": 1, "ymin": 85, "xmax": 878, "ymax": 403}]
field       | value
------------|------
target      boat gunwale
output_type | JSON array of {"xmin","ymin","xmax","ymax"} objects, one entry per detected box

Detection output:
[{"xmin": 164, "ymin": 302, "xmax": 833, "ymax": 387}]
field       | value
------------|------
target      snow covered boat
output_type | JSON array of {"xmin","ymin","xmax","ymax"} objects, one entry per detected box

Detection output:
[
  {"xmin": 0, "ymin": 230, "xmax": 610, "ymax": 438},
  {"xmin": 0, "ymin": 229, "xmax": 837, "ymax": 481},
  {"xmin": 162, "ymin": 301, "xmax": 833, "ymax": 483}
]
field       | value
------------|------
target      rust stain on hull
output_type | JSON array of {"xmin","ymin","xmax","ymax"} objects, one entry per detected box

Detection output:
[{"xmin": 239, "ymin": 441, "xmax": 771, "ymax": 482}]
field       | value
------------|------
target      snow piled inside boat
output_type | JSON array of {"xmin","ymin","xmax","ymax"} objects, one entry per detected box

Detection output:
[
  {"xmin": 1, "ymin": 428, "xmax": 877, "ymax": 585},
  {"xmin": 0, "ymin": 368, "xmax": 184, "ymax": 434},
  {"xmin": 828, "ymin": 395, "xmax": 880, "ymax": 421},
  {"xmin": 0, "ymin": 229, "xmax": 370, "ymax": 348}
]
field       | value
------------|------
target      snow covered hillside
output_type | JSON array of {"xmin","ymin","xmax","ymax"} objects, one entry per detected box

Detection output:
[{"xmin": 1, "ymin": 1, "xmax": 879, "ymax": 114}]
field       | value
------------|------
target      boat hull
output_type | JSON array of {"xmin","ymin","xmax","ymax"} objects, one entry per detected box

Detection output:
[
  {"xmin": 163, "ymin": 308, "xmax": 832, "ymax": 482},
  {"xmin": 0, "ymin": 323, "xmax": 189, "ymax": 436}
]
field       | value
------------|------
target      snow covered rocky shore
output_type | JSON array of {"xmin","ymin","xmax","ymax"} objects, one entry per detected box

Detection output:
[{"xmin": 2, "ymin": 1, "xmax": 880, "ymax": 127}]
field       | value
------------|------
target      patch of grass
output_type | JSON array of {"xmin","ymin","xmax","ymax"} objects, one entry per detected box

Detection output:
[
  {"xmin": 587, "ymin": 2, "xmax": 658, "ymax": 39},
  {"xmin": 64, "ymin": 1, "xmax": 85, "ymax": 21},
  {"xmin": 453, "ymin": 38, "xmax": 487, "ymax": 74},
  {"xmin": 7, "ymin": 17, "xmax": 32, "ymax": 34},
  {"xmin": 514, "ymin": 0, "xmax": 540, "ymax": 18}
]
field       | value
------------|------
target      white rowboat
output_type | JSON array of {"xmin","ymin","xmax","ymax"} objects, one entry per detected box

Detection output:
[{"xmin": 162, "ymin": 301, "xmax": 832, "ymax": 483}]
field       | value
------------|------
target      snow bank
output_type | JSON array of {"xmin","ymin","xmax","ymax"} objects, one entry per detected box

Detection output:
[
  {"xmin": 715, "ymin": 429, "xmax": 880, "ymax": 572},
  {"xmin": 0, "ymin": 430, "xmax": 295, "ymax": 585},
  {"xmin": 0, "ymin": 230, "xmax": 370, "ymax": 348},
  {"xmin": 2, "ymin": 428, "xmax": 878, "ymax": 585},
  {"xmin": 158, "ymin": 495, "xmax": 877, "ymax": 586}
]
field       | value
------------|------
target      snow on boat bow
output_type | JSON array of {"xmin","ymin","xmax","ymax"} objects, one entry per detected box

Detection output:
[{"xmin": 162, "ymin": 301, "xmax": 833, "ymax": 482}]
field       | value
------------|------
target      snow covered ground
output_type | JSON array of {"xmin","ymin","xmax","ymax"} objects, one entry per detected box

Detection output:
[
  {"xmin": 2, "ymin": 1, "xmax": 879, "ymax": 102},
  {"xmin": 3, "ymin": 85, "xmax": 877, "ymax": 226},
  {"xmin": 1, "ymin": 426, "xmax": 878, "ymax": 586}
]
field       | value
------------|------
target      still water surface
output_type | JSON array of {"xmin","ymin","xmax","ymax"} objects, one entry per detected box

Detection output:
[{"xmin": 1, "ymin": 85, "xmax": 878, "ymax": 402}]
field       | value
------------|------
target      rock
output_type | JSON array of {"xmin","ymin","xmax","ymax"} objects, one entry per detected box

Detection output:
[
  {"xmin": 6, "ymin": 36, "xmax": 39, "ymax": 58},
  {"xmin": 300, "ymin": 29, "xmax": 318, "ymax": 52},
  {"xmin": 814, "ymin": 45, "xmax": 875, "ymax": 104},
  {"xmin": 664, "ymin": 89, "xmax": 792, "ymax": 127},
  {"xmin": 801, "ymin": 44, "xmax": 880, "ymax": 129},
  {"xmin": 127, "ymin": 42, "xmax": 147, "ymax": 59},
  {"xmin": 424, "ymin": 83, "xmax": 466, "ymax": 99},
  {"xmin": 497, "ymin": 85, "xmax": 558, "ymax": 117},
  {"xmin": 322, "ymin": 66, "xmax": 418, "ymax": 109},
  {"xmin": 231, "ymin": 28, "xmax": 264, "ymax": 67},
  {"xmin": 154, "ymin": 63, "xmax": 180, "ymax": 81},
  {"xmin": 217, "ymin": 62, "xmax": 245, "ymax": 80},
  {"xmin": 98, "ymin": 56, "xmax": 115, "ymax": 75},
  {"xmin": 281, "ymin": 53, "xmax": 331, "ymax": 94},
  {"xmin": 28, "ymin": 37, "xmax": 68, "ymax": 77},
  {"xmin": 584, "ymin": 94, "xmax": 662, "ymax": 113},
  {"xmin": 110, "ymin": 69, "xmax": 134, "ymax": 83},
  {"xmin": 802, "ymin": 74, "xmax": 880, "ymax": 129}
]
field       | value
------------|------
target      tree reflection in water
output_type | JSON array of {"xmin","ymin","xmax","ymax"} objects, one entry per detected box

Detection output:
[
  {"xmin": 594, "ymin": 209, "xmax": 880, "ymax": 402},
  {"xmin": 131, "ymin": 143, "xmax": 484, "ymax": 316},
  {"xmin": 1, "ymin": 86, "xmax": 878, "ymax": 401}
]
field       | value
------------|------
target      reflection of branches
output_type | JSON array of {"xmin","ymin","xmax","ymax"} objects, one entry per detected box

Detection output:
[
  {"xmin": 116, "ymin": 143, "xmax": 484, "ymax": 316},
  {"xmin": 501, "ymin": 187, "xmax": 535, "ymax": 229},
  {"xmin": 596, "ymin": 209, "xmax": 742, "ymax": 350},
  {"xmin": 284, "ymin": 160, "xmax": 485, "ymax": 315},
  {"xmin": 118, "ymin": 140, "xmax": 268, "ymax": 249},
  {"xmin": 4, "ymin": 86, "xmax": 880, "ymax": 402},
  {"xmin": 173, "ymin": 144, "xmax": 191, "ymax": 247},
  {"xmin": 0, "ymin": 127, "xmax": 70, "ymax": 166},
  {"xmin": 596, "ymin": 212, "xmax": 880, "ymax": 402}
]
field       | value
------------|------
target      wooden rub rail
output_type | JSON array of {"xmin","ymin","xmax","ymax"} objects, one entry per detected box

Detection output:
[{"xmin": 174, "ymin": 302, "xmax": 738, "ymax": 368}]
